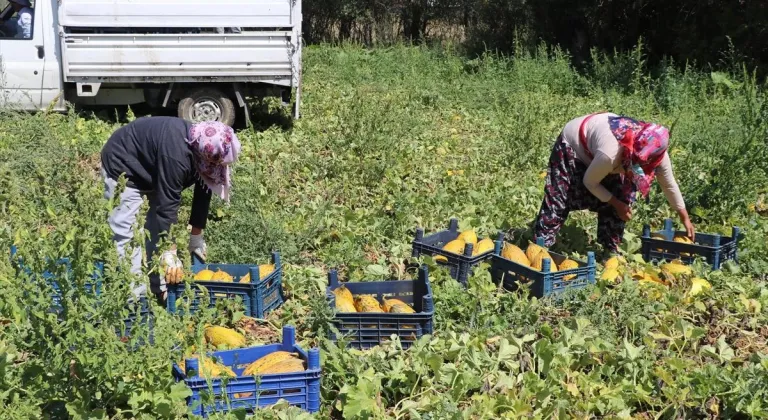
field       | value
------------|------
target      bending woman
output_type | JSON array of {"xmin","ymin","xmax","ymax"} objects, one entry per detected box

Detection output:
[
  {"xmin": 100, "ymin": 117, "xmax": 241, "ymax": 302},
  {"xmin": 533, "ymin": 112, "xmax": 695, "ymax": 257}
]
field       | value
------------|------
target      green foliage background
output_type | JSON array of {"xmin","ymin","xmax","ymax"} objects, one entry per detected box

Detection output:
[
  {"xmin": 303, "ymin": 0, "xmax": 768, "ymax": 77},
  {"xmin": 0, "ymin": 44, "xmax": 767, "ymax": 419}
]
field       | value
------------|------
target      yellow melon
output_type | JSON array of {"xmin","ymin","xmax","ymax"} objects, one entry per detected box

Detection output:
[
  {"xmin": 501, "ymin": 243, "xmax": 530, "ymax": 266},
  {"xmin": 559, "ymin": 259, "xmax": 579, "ymax": 281},
  {"xmin": 204, "ymin": 326, "xmax": 246, "ymax": 349},
  {"xmin": 531, "ymin": 250, "xmax": 558, "ymax": 273},
  {"xmin": 333, "ymin": 286, "xmax": 357, "ymax": 312},
  {"xmin": 354, "ymin": 295, "xmax": 384, "ymax": 313},
  {"xmin": 382, "ymin": 298, "xmax": 410, "ymax": 312},
  {"xmin": 673, "ymin": 235, "xmax": 693, "ymax": 256},
  {"xmin": 472, "ymin": 238, "xmax": 495, "ymax": 256},
  {"xmin": 457, "ymin": 230, "xmax": 478, "ymax": 246},
  {"xmin": 239, "ymin": 264, "xmax": 276, "ymax": 283},
  {"xmin": 179, "ymin": 355, "xmax": 236, "ymax": 379},
  {"xmin": 601, "ymin": 268, "xmax": 620, "ymax": 283},
  {"xmin": 211, "ymin": 269, "xmax": 234, "ymax": 282},
  {"xmin": 525, "ymin": 242, "xmax": 545, "ymax": 263},
  {"xmin": 660, "ymin": 262, "xmax": 692, "ymax": 277},
  {"xmin": 436, "ymin": 238, "xmax": 465, "ymax": 263},
  {"xmin": 194, "ymin": 269, "xmax": 215, "ymax": 281},
  {"xmin": 604, "ymin": 256, "xmax": 625, "ymax": 270},
  {"xmin": 651, "ymin": 233, "xmax": 666, "ymax": 251}
]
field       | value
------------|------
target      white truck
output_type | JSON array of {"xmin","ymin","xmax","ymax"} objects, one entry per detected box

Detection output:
[{"xmin": 0, "ymin": 0, "xmax": 302, "ymax": 126}]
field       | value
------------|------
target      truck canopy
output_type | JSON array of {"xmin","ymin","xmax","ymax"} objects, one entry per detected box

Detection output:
[
  {"xmin": 57, "ymin": 0, "xmax": 302, "ymax": 88},
  {"xmin": 59, "ymin": 0, "xmax": 297, "ymax": 29}
]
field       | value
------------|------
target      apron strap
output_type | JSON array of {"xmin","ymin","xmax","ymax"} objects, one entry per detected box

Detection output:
[{"xmin": 578, "ymin": 112, "xmax": 608, "ymax": 160}]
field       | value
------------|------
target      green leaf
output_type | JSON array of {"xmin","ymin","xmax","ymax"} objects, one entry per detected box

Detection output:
[
  {"xmin": 153, "ymin": 402, "xmax": 172, "ymax": 418},
  {"xmin": 710, "ymin": 72, "xmax": 741, "ymax": 89},
  {"xmin": 169, "ymin": 382, "xmax": 192, "ymax": 402},
  {"xmin": 717, "ymin": 336, "xmax": 735, "ymax": 362},
  {"xmin": 534, "ymin": 339, "xmax": 555, "ymax": 375},
  {"xmin": 724, "ymin": 260, "xmax": 741, "ymax": 274},
  {"xmin": 364, "ymin": 264, "xmax": 389, "ymax": 277},
  {"xmin": 425, "ymin": 353, "xmax": 443, "ymax": 378},
  {"xmin": 622, "ymin": 338, "xmax": 643, "ymax": 361},
  {"xmin": 498, "ymin": 339, "xmax": 520, "ymax": 362},
  {"xmin": 229, "ymin": 409, "xmax": 248, "ymax": 420},
  {"xmin": 342, "ymin": 369, "xmax": 382, "ymax": 418},
  {"xmin": 700, "ymin": 345, "xmax": 718, "ymax": 359},
  {"xmin": 539, "ymin": 324, "xmax": 554, "ymax": 339},
  {"xmin": 689, "ymin": 326, "xmax": 707, "ymax": 341}
]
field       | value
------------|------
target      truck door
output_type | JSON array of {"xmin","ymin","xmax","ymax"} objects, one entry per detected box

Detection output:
[{"xmin": 0, "ymin": 0, "xmax": 45, "ymax": 110}]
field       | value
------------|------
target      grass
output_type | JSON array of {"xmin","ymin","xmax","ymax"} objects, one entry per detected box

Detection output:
[{"xmin": 0, "ymin": 43, "xmax": 766, "ymax": 418}]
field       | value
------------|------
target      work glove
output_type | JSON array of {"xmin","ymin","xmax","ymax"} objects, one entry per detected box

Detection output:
[
  {"xmin": 188, "ymin": 233, "xmax": 207, "ymax": 262},
  {"xmin": 160, "ymin": 249, "xmax": 184, "ymax": 284}
]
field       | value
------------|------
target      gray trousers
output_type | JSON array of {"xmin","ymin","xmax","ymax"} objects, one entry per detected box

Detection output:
[{"xmin": 101, "ymin": 167, "xmax": 165, "ymax": 296}]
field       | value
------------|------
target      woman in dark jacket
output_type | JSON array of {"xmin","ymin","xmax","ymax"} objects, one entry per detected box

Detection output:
[{"xmin": 100, "ymin": 117, "xmax": 241, "ymax": 301}]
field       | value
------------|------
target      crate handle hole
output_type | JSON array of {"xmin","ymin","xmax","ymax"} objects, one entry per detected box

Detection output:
[{"xmin": 282, "ymin": 388, "xmax": 302, "ymax": 395}]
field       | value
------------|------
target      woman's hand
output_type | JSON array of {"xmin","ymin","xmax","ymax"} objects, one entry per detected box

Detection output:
[
  {"xmin": 161, "ymin": 249, "xmax": 184, "ymax": 284},
  {"xmin": 188, "ymin": 230, "xmax": 207, "ymax": 262},
  {"xmin": 679, "ymin": 209, "xmax": 696, "ymax": 240},
  {"xmin": 609, "ymin": 196, "xmax": 632, "ymax": 222}
]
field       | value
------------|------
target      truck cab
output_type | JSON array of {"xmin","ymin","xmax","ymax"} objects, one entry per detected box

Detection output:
[{"xmin": 0, "ymin": 0, "xmax": 302, "ymax": 126}]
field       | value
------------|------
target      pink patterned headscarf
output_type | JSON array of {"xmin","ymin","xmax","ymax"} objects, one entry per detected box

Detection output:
[
  {"xmin": 186, "ymin": 121, "xmax": 241, "ymax": 203},
  {"xmin": 608, "ymin": 117, "xmax": 670, "ymax": 198}
]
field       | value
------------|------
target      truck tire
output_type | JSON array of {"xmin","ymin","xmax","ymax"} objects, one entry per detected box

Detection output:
[{"xmin": 177, "ymin": 87, "xmax": 236, "ymax": 127}]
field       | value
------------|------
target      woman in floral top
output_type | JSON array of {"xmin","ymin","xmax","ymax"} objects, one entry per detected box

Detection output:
[{"xmin": 532, "ymin": 112, "xmax": 695, "ymax": 258}]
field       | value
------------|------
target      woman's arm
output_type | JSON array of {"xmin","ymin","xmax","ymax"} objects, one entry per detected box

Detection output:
[
  {"xmin": 584, "ymin": 153, "xmax": 633, "ymax": 221},
  {"xmin": 656, "ymin": 153, "xmax": 695, "ymax": 239},
  {"xmin": 188, "ymin": 181, "xmax": 212, "ymax": 261},
  {"xmin": 189, "ymin": 181, "xmax": 212, "ymax": 232},
  {"xmin": 154, "ymin": 155, "xmax": 186, "ymax": 240},
  {"xmin": 583, "ymin": 152, "xmax": 616, "ymax": 202}
]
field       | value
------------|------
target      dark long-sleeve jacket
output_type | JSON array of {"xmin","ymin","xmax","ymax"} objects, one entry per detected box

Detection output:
[{"xmin": 100, "ymin": 116, "xmax": 211, "ymax": 236}]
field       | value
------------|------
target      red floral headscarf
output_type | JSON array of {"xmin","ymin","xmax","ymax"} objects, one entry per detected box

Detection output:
[
  {"xmin": 608, "ymin": 116, "xmax": 670, "ymax": 198},
  {"xmin": 186, "ymin": 121, "xmax": 241, "ymax": 203}
]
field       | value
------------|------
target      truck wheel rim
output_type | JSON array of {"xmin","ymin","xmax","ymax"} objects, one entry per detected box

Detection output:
[{"xmin": 191, "ymin": 98, "xmax": 222, "ymax": 122}]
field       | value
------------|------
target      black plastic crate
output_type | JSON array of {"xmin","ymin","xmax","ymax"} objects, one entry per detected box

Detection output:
[
  {"xmin": 166, "ymin": 252, "xmax": 284, "ymax": 318},
  {"xmin": 412, "ymin": 218, "xmax": 503, "ymax": 285},
  {"xmin": 326, "ymin": 265, "xmax": 434, "ymax": 350},
  {"xmin": 488, "ymin": 238, "xmax": 596, "ymax": 298},
  {"xmin": 641, "ymin": 218, "xmax": 740, "ymax": 270}
]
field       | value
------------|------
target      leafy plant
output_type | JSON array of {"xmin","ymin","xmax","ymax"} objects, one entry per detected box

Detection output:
[{"xmin": 0, "ymin": 45, "xmax": 767, "ymax": 419}]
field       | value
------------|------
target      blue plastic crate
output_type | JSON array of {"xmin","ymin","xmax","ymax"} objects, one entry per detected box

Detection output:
[
  {"xmin": 115, "ymin": 296, "xmax": 155, "ymax": 345},
  {"xmin": 641, "ymin": 219, "xmax": 740, "ymax": 270},
  {"xmin": 166, "ymin": 252, "xmax": 284, "ymax": 318},
  {"xmin": 11, "ymin": 246, "xmax": 153, "ymax": 343},
  {"xmin": 172, "ymin": 325, "xmax": 321, "ymax": 417},
  {"xmin": 412, "ymin": 218, "xmax": 504, "ymax": 285},
  {"xmin": 488, "ymin": 238, "xmax": 596, "ymax": 298},
  {"xmin": 326, "ymin": 265, "xmax": 434, "ymax": 350},
  {"xmin": 10, "ymin": 246, "xmax": 104, "ymax": 313}
]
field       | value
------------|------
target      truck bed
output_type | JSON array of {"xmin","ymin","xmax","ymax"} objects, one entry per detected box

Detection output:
[
  {"xmin": 58, "ymin": 0, "xmax": 301, "ymax": 86},
  {"xmin": 61, "ymin": 32, "xmax": 297, "ymax": 84},
  {"xmin": 59, "ymin": 0, "xmax": 297, "ymax": 29}
]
